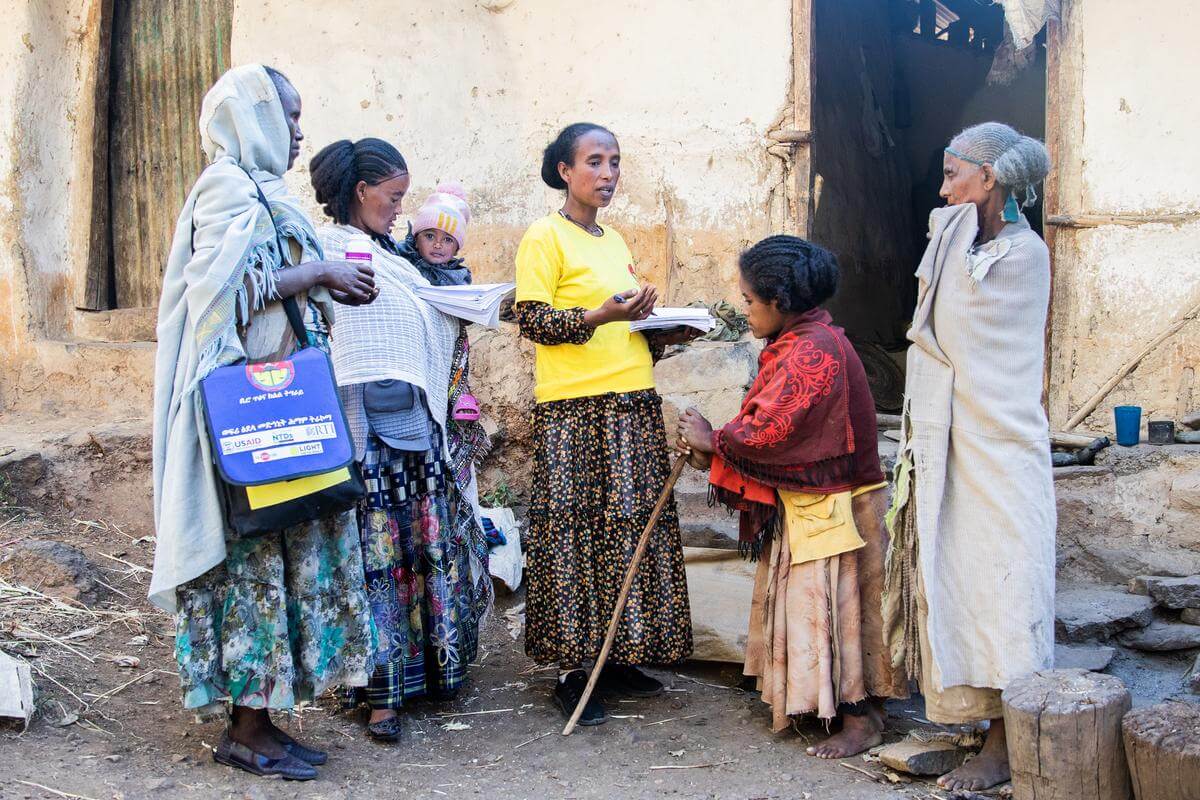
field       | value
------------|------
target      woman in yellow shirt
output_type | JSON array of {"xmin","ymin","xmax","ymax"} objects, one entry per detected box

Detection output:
[{"xmin": 515, "ymin": 123, "xmax": 694, "ymax": 726}]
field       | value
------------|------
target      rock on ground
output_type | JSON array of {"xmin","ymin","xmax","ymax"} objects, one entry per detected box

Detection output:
[
  {"xmin": 1055, "ymin": 587, "xmax": 1154, "ymax": 643},
  {"xmin": 1142, "ymin": 575, "xmax": 1200, "ymax": 610},
  {"xmin": 1055, "ymin": 643, "xmax": 1117, "ymax": 671},
  {"xmin": 0, "ymin": 448, "xmax": 46, "ymax": 501},
  {"xmin": 1119, "ymin": 622, "xmax": 1200, "ymax": 652},
  {"xmin": 877, "ymin": 740, "xmax": 967, "ymax": 776},
  {"xmin": 0, "ymin": 539, "xmax": 104, "ymax": 603},
  {"xmin": 1188, "ymin": 654, "xmax": 1200, "ymax": 694}
]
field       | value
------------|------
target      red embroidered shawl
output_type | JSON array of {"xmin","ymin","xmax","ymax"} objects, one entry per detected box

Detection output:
[{"xmin": 710, "ymin": 308, "xmax": 883, "ymax": 555}]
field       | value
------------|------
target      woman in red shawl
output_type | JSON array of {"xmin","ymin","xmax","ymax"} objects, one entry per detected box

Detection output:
[{"xmin": 678, "ymin": 235, "xmax": 907, "ymax": 757}]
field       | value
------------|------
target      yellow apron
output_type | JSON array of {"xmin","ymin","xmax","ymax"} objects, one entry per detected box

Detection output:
[{"xmin": 778, "ymin": 482, "xmax": 887, "ymax": 566}]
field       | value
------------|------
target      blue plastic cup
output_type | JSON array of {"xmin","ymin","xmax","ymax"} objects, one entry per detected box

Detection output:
[{"xmin": 1114, "ymin": 405, "xmax": 1142, "ymax": 446}]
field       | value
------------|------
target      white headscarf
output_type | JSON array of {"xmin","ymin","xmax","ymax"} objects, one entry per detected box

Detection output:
[{"xmin": 149, "ymin": 64, "xmax": 322, "ymax": 611}]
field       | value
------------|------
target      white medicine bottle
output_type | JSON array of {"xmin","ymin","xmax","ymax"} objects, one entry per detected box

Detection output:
[{"xmin": 344, "ymin": 235, "xmax": 373, "ymax": 265}]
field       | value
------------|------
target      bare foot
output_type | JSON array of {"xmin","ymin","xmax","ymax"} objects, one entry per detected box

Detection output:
[
  {"xmin": 938, "ymin": 718, "xmax": 1010, "ymax": 792},
  {"xmin": 806, "ymin": 712, "xmax": 883, "ymax": 759}
]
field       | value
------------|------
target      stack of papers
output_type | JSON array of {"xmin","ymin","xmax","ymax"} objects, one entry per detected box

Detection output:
[
  {"xmin": 413, "ymin": 282, "xmax": 516, "ymax": 328},
  {"xmin": 629, "ymin": 307, "xmax": 717, "ymax": 334}
]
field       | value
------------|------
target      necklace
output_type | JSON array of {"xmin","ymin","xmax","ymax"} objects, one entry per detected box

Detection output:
[{"xmin": 558, "ymin": 209, "xmax": 603, "ymax": 237}]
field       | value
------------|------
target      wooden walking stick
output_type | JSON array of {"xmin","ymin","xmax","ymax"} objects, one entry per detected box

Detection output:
[{"xmin": 562, "ymin": 451, "xmax": 690, "ymax": 736}]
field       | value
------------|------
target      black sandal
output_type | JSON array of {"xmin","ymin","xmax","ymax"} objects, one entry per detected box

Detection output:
[
  {"xmin": 272, "ymin": 729, "xmax": 328, "ymax": 765},
  {"xmin": 367, "ymin": 714, "xmax": 403, "ymax": 742},
  {"xmin": 212, "ymin": 734, "xmax": 317, "ymax": 781}
]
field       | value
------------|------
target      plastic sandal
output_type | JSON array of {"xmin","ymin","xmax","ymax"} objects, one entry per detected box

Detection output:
[
  {"xmin": 367, "ymin": 715, "xmax": 403, "ymax": 743},
  {"xmin": 273, "ymin": 729, "xmax": 328, "ymax": 765},
  {"xmin": 452, "ymin": 393, "xmax": 481, "ymax": 422},
  {"xmin": 212, "ymin": 734, "xmax": 317, "ymax": 781}
]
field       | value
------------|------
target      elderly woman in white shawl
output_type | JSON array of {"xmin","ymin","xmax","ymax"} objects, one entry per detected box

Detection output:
[
  {"xmin": 151, "ymin": 65, "xmax": 378, "ymax": 781},
  {"xmin": 883, "ymin": 123, "xmax": 1054, "ymax": 792},
  {"xmin": 307, "ymin": 138, "xmax": 492, "ymax": 743}
]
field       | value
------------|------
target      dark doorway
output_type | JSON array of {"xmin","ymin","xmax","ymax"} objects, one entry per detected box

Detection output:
[
  {"xmin": 82, "ymin": 0, "xmax": 233, "ymax": 311},
  {"xmin": 808, "ymin": 0, "xmax": 1046, "ymax": 410}
]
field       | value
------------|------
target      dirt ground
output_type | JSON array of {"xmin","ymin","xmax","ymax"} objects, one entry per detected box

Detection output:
[
  {"xmin": 3, "ymin": 419, "xmax": 1191, "ymax": 800},
  {"xmin": 0, "ymin": 498, "xmax": 984, "ymax": 800}
]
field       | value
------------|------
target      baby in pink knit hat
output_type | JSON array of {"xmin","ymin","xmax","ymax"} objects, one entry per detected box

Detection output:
[
  {"xmin": 405, "ymin": 181, "xmax": 473, "ymax": 283},
  {"xmin": 400, "ymin": 182, "xmax": 488, "ymax": 442}
]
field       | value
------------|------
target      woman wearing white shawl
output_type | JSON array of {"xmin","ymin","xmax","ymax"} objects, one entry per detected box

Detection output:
[
  {"xmin": 883, "ymin": 122, "xmax": 1054, "ymax": 792},
  {"xmin": 308, "ymin": 138, "xmax": 492, "ymax": 743},
  {"xmin": 151, "ymin": 65, "xmax": 378, "ymax": 781}
]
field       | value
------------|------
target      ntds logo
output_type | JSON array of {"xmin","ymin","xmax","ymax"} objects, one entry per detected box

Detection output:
[{"xmin": 246, "ymin": 360, "xmax": 296, "ymax": 392}]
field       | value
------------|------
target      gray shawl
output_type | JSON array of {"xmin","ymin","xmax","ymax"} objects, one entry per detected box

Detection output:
[{"xmin": 149, "ymin": 65, "xmax": 328, "ymax": 612}]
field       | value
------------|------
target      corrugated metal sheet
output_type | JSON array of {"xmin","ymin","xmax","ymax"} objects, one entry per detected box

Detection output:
[{"xmin": 108, "ymin": 0, "xmax": 232, "ymax": 309}]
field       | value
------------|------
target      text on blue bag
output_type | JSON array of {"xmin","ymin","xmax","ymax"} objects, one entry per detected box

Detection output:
[{"xmin": 202, "ymin": 348, "xmax": 353, "ymax": 486}]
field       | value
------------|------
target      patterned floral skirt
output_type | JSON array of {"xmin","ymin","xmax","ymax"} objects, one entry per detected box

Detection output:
[
  {"xmin": 525, "ymin": 389, "xmax": 693, "ymax": 666},
  {"xmin": 174, "ymin": 512, "xmax": 376, "ymax": 719},
  {"xmin": 354, "ymin": 434, "xmax": 480, "ymax": 710}
]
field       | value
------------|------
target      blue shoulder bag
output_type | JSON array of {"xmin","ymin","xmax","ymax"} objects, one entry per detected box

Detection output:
[{"xmin": 199, "ymin": 175, "xmax": 364, "ymax": 536}]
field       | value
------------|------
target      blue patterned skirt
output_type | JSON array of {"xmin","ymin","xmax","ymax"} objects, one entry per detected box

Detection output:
[{"xmin": 354, "ymin": 434, "xmax": 481, "ymax": 709}]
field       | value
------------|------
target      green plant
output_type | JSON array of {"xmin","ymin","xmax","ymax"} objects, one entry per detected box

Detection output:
[{"xmin": 480, "ymin": 481, "xmax": 518, "ymax": 508}]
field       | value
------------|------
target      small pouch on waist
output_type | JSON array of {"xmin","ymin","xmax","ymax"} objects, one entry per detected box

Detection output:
[
  {"xmin": 364, "ymin": 380, "xmax": 417, "ymax": 413},
  {"xmin": 778, "ymin": 489, "xmax": 865, "ymax": 566}
]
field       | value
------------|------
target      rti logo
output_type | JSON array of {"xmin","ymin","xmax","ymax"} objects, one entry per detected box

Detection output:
[{"xmin": 246, "ymin": 360, "xmax": 296, "ymax": 392}]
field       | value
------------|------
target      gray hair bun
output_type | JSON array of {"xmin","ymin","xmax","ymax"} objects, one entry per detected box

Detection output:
[{"xmin": 949, "ymin": 122, "xmax": 1050, "ymax": 208}]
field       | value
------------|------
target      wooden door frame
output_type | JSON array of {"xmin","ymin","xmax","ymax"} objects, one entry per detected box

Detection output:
[
  {"xmin": 1043, "ymin": 12, "xmax": 1071, "ymax": 409},
  {"xmin": 79, "ymin": 0, "xmax": 115, "ymax": 312}
]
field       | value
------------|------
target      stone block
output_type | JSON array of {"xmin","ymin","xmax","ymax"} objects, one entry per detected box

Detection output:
[
  {"xmin": 684, "ymin": 547, "xmax": 755, "ymax": 663},
  {"xmin": 1055, "ymin": 587, "xmax": 1155, "ymax": 642},
  {"xmin": 877, "ymin": 740, "xmax": 967, "ymax": 776},
  {"xmin": 1118, "ymin": 621, "xmax": 1200, "ymax": 652},
  {"xmin": 1145, "ymin": 575, "xmax": 1200, "ymax": 610},
  {"xmin": 1182, "ymin": 608, "xmax": 1200, "ymax": 625},
  {"xmin": 1170, "ymin": 473, "xmax": 1200, "ymax": 512},
  {"xmin": 1188, "ymin": 653, "xmax": 1200, "ymax": 694},
  {"xmin": 656, "ymin": 340, "xmax": 761, "ymax": 499},
  {"xmin": 653, "ymin": 340, "xmax": 759, "ymax": 396},
  {"xmin": 1054, "ymin": 643, "xmax": 1116, "ymax": 672}
]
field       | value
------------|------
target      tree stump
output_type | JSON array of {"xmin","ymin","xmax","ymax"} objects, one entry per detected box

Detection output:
[
  {"xmin": 1003, "ymin": 668, "xmax": 1132, "ymax": 800},
  {"xmin": 1123, "ymin": 702, "xmax": 1200, "ymax": 800}
]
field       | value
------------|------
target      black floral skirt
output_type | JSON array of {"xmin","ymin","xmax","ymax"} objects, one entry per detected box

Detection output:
[{"xmin": 525, "ymin": 389, "xmax": 693, "ymax": 666}]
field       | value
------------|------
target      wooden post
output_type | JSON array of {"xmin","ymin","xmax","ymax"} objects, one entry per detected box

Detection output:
[
  {"xmin": 1122, "ymin": 702, "xmax": 1200, "ymax": 800},
  {"xmin": 1003, "ymin": 668, "xmax": 1132, "ymax": 800},
  {"xmin": 791, "ymin": 0, "xmax": 814, "ymax": 237}
]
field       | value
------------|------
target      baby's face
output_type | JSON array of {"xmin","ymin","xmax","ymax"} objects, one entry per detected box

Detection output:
[{"xmin": 415, "ymin": 229, "xmax": 460, "ymax": 265}]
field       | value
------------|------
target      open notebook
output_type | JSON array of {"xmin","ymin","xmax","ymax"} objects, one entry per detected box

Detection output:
[
  {"xmin": 413, "ymin": 282, "xmax": 516, "ymax": 328},
  {"xmin": 629, "ymin": 307, "xmax": 717, "ymax": 334}
]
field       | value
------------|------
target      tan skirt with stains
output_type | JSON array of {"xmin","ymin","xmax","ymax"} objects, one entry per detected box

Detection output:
[{"xmin": 744, "ymin": 487, "xmax": 909, "ymax": 731}]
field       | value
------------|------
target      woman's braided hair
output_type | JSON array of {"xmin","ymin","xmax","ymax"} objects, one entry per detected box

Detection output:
[
  {"xmin": 309, "ymin": 138, "xmax": 408, "ymax": 225},
  {"xmin": 738, "ymin": 235, "xmax": 839, "ymax": 314},
  {"xmin": 948, "ymin": 122, "xmax": 1050, "ymax": 208}
]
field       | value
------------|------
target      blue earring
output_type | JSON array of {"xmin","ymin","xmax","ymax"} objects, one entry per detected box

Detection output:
[{"xmin": 1002, "ymin": 192, "xmax": 1021, "ymax": 223}]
